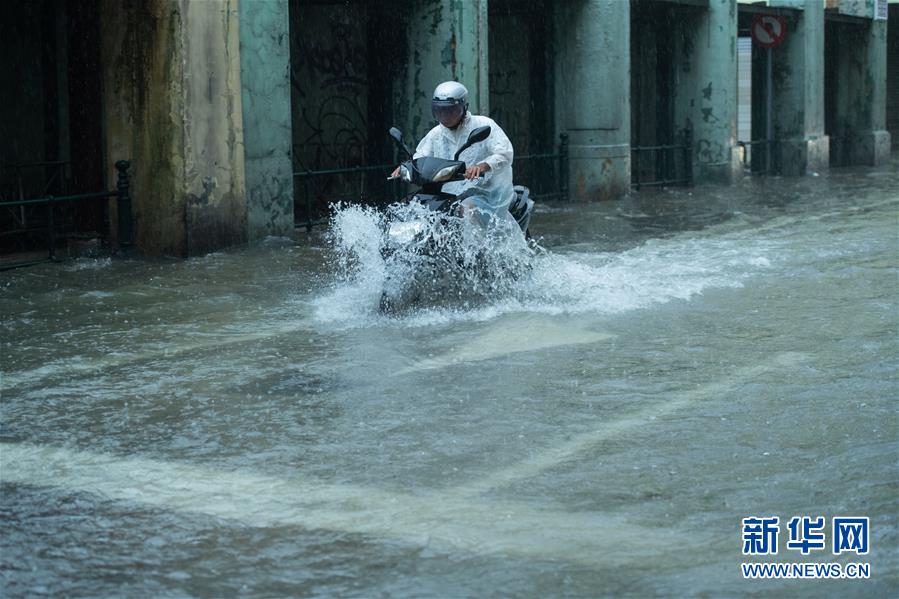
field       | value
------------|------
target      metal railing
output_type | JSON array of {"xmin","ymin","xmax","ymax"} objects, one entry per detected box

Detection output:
[
  {"xmin": 0, "ymin": 160, "xmax": 132, "ymax": 271},
  {"xmin": 514, "ymin": 133, "xmax": 569, "ymax": 203},
  {"xmin": 293, "ymin": 162, "xmax": 401, "ymax": 231},
  {"xmin": 0, "ymin": 161, "xmax": 70, "ymax": 201},
  {"xmin": 292, "ymin": 134, "xmax": 569, "ymax": 231},
  {"xmin": 631, "ymin": 127, "xmax": 693, "ymax": 189}
]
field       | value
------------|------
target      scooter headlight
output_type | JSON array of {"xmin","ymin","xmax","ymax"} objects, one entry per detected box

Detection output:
[{"xmin": 433, "ymin": 165, "xmax": 459, "ymax": 182}]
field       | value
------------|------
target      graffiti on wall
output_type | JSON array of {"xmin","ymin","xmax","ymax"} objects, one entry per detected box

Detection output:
[{"xmin": 290, "ymin": 8, "xmax": 369, "ymax": 171}]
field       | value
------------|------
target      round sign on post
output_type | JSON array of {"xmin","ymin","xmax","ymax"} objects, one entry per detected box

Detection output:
[{"xmin": 751, "ymin": 14, "xmax": 787, "ymax": 49}]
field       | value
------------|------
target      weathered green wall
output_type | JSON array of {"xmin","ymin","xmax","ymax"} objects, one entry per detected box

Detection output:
[
  {"xmin": 555, "ymin": 0, "xmax": 631, "ymax": 201},
  {"xmin": 397, "ymin": 0, "xmax": 489, "ymax": 143},
  {"xmin": 673, "ymin": 0, "xmax": 741, "ymax": 184},
  {"xmin": 240, "ymin": 0, "xmax": 294, "ymax": 241},
  {"xmin": 101, "ymin": 0, "xmax": 247, "ymax": 256}
]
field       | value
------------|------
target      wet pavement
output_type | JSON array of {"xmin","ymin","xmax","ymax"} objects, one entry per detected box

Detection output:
[{"xmin": 2, "ymin": 160, "xmax": 897, "ymax": 596}]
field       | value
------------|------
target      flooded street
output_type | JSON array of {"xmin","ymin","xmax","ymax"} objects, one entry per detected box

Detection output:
[{"xmin": 2, "ymin": 163, "xmax": 897, "ymax": 596}]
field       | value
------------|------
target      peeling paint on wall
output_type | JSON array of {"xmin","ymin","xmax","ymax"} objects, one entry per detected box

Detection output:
[
  {"xmin": 671, "ymin": 0, "xmax": 739, "ymax": 183},
  {"xmin": 101, "ymin": 0, "xmax": 185, "ymax": 255},
  {"xmin": 240, "ymin": 0, "xmax": 293, "ymax": 240},
  {"xmin": 835, "ymin": 0, "xmax": 877, "ymax": 19},
  {"xmin": 398, "ymin": 0, "xmax": 487, "ymax": 143},
  {"xmin": 100, "ymin": 0, "xmax": 247, "ymax": 257}
]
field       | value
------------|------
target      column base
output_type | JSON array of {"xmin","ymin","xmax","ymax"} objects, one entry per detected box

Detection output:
[
  {"xmin": 832, "ymin": 130, "xmax": 891, "ymax": 167},
  {"xmin": 567, "ymin": 142, "xmax": 630, "ymax": 202},
  {"xmin": 776, "ymin": 135, "xmax": 830, "ymax": 176}
]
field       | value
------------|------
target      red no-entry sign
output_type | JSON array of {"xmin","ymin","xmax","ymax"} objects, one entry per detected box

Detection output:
[{"xmin": 751, "ymin": 14, "xmax": 787, "ymax": 49}]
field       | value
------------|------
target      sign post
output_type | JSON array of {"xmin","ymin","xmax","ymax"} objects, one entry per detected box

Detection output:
[{"xmin": 751, "ymin": 15, "xmax": 787, "ymax": 174}]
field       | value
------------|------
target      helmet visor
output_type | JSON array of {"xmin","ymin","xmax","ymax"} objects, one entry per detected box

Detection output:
[{"xmin": 431, "ymin": 101, "xmax": 465, "ymax": 126}]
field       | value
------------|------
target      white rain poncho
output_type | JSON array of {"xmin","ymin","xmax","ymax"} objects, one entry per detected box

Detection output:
[{"xmin": 414, "ymin": 112, "xmax": 517, "ymax": 228}]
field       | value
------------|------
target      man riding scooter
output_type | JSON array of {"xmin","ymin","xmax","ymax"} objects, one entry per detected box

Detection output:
[{"xmin": 392, "ymin": 81, "xmax": 518, "ymax": 231}]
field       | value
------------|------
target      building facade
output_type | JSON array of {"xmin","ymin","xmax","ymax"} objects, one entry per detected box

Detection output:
[{"xmin": 0, "ymin": 0, "xmax": 893, "ymax": 258}]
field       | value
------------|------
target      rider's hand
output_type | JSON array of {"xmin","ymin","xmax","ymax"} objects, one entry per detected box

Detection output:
[
  {"xmin": 390, "ymin": 166, "xmax": 402, "ymax": 179},
  {"xmin": 464, "ymin": 163, "xmax": 490, "ymax": 180}
]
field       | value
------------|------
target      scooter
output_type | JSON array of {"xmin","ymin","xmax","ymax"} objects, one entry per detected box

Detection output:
[{"xmin": 377, "ymin": 126, "xmax": 535, "ymax": 313}]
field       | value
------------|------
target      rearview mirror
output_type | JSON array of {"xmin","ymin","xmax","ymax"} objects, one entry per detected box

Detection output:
[
  {"xmin": 466, "ymin": 126, "xmax": 491, "ymax": 145},
  {"xmin": 454, "ymin": 126, "xmax": 492, "ymax": 161},
  {"xmin": 388, "ymin": 126, "xmax": 414, "ymax": 158}
]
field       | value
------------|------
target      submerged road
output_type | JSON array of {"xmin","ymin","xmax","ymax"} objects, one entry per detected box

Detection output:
[{"xmin": 2, "ymin": 162, "xmax": 897, "ymax": 596}]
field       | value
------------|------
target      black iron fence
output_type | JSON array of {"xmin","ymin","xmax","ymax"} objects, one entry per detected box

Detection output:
[
  {"xmin": 631, "ymin": 127, "xmax": 693, "ymax": 189},
  {"xmin": 293, "ymin": 162, "xmax": 401, "ymax": 231},
  {"xmin": 514, "ymin": 133, "xmax": 569, "ymax": 203},
  {"xmin": 0, "ymin": 160, "xmax": 131, "ymax": 271},
  {"xmin": 293, "ymin": 134, "xmax": 570, "ymax": 231},
  {"xmin": 1, "ymin": 160, "xmax": 71, "ymax": 201}
]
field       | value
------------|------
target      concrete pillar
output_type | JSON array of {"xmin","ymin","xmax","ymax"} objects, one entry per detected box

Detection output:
[
  {"xmin": 823, "ymin": 0, "xmax": 890, "ymax": 165},
  {"xmin": 852, "ymin": 21, "xmax": 890, "ymax": 166},
  {"xmin": 827, "ymin": 19, "xmax": 890, "ymax": 166},
  {"xmin": 889, "ymin": 4, "xmax": 899, "ymax": 143},
  {"xmin": 239, "ymin": 0, "xmax": 294, "ymax": 241},
  {"xmin": 555, "ymin": 0, "xmax": 630, "ymax": 201},
  {"xmin": 770, "ymin": 1, "xmax": 829, "ymax": 175},
  {"xmin": 673, "ymin": 0, "xmax": 741, "ymax": 184},
  {"xmin": 861, "ymin": 17, "xmax": 890, "ymax": 164},
  {"xmin": 397, "ymin": 0, "xmax": 489, "ymax": 142},
  {"xmin": 100, "ymin": 0, "xmax": 247, "ymax": 256}
]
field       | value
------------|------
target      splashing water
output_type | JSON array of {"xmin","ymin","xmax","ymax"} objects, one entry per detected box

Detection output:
[
  {"xmin": 315, "ymin": 203, "xmax": 776, "ymax": 327},
  {"xmin": 316, "ymin": 202, "xmax": 535, "ymax": 318}
]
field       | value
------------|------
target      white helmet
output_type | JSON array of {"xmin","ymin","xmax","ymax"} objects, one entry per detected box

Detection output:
[{"xmin": 432, "ymin": 81, "xmax": 469, "ymax": 127}]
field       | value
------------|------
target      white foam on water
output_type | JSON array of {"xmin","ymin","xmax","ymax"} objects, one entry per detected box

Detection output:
[
  {"xmin": 393, "ymin": 319, "xmax": 614, "ymax": 376},
  {"xmin": 0, "ymin": 441, "xmax": 691, "ymax": 566},
  {"xmin": 63, "ymin": 257, "xmax": 112, "ymax": 271},
  {"xmin": 80, "ymin": 290, "xmax": 115, "ymax": 299},
  {"xmin": 314, "ymin": 203, "xmax": 778, "ymax": 329},
  {"xmin": 4, "ymin": 356, "xmax": 808, "ymax": 564},
  {"xmin": 313, "ymin": 202, "xmax": 534, "ymax": 327},
  {"xmin": 1, "ymin": 318, "xmax": 314, "ymax": 391}
]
